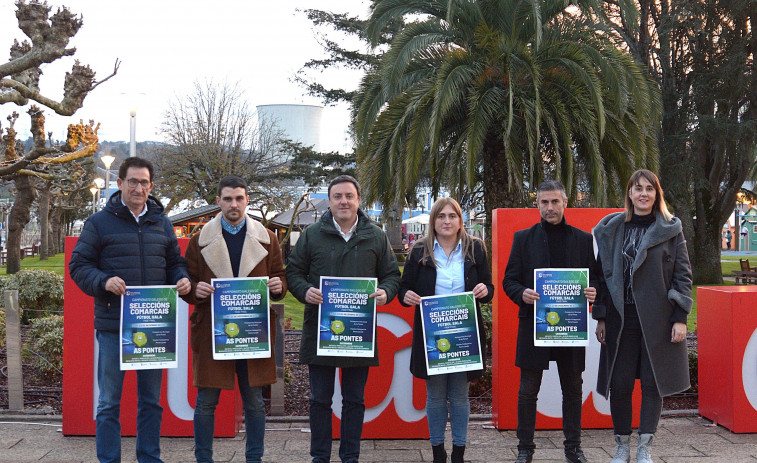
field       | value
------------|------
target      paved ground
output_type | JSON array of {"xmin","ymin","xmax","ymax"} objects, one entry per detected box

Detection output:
[{"xmin": 1, "ymin": 413, "xmax": 756, "ymax": 462}]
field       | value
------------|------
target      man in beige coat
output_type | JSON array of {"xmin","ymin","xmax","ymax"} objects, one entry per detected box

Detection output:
[{"xmin": 182, "ymin": 175, "xmax": 287, "ymax": 463}]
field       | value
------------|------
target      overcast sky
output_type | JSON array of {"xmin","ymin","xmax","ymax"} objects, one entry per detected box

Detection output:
[{"xmin": 0, "ymin": 0, "xmax": 371, "ymax": 152}]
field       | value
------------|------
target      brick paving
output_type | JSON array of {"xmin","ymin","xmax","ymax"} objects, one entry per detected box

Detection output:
[{"xmin": 0, "ymin": 414, "xmax": 754, "ymax": 462}]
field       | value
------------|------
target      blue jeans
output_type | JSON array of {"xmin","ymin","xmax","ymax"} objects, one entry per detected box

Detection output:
[
  {"xmin": 425, "ymin": 372, "xmax": 470, "ymax": 446},
  {"xmin": 308, "ymin": 364, "xmax": 369, "ymax": 463},
  {"xmin": 194, "ymin": 360, "xmax": 265, "ymax": 463},
  {"xmin": 96, "ymin": 330, "xmax": 164, "ymax": 463}
]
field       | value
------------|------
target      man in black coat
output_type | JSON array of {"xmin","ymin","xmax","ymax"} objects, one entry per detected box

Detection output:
[
  {"xmin": 69, "ymin": 157, "xmax": 191, "ymax": 463},
  {"xmin": 502, "ymin": 181, "xmax": 597, "ymax": 463}
]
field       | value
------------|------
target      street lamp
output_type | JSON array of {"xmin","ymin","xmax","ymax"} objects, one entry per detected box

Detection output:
[
  {"xmin": 89, "ymin": 186, "xmax": 98, "ymax": 214},
  {"xmin": 735, "ymin": 192, "xmax": 751, "ymax": 252},
  {"xmin": 130, "ymin": 110, "xmax": 136, "ymax": 157},
  {"xmin": 101, "ymin": 154, "xmax": 116, "ymax": 201},
  {"xmin": 93, "ymin": 178, "xmax": 105, "ymax": 211},
  {"xmin": 121, "ymin": 92, "xmax": 147, "ymax": 157}
]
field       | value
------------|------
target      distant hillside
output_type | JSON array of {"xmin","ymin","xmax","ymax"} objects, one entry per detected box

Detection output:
[
  {"xmin": 98, "ymin": 140, "xmax": 165, "ymax": 163},
  {"xmin": 16, "ymin": 138, "xmax": 165, "ymax": 166}
]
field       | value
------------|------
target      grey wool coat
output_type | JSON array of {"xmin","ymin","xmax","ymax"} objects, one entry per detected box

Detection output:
[{"xmin": 592, "ymin": 211, "xmax": 693, "ymax": 398}]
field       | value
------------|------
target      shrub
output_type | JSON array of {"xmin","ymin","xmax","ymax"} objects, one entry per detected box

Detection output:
[
  {"xmin": 479, "ymin": 302, "xmax": 493, "ymax": 353},
  {"xmin": 24, "ymin": 315, "xmax": 64, "ymax": 378},
  {"xmin": 469, "ymin": 368, "xmax": 492, "ymax": 399},
  {"xmin": 0, "ymin": 270, "xmax": 64, "ymax": 322},
  {"xmin": 688, "ymin": 349, "xmax": 698, "ymax": 393}
]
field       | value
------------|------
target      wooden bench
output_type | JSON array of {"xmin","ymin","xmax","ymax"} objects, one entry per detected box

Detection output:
[{"xmin": 733, "ymin": 259, "xmax": 757, "ymax": 284}]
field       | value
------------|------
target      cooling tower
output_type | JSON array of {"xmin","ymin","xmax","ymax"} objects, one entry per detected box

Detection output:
[{"xmin": 256, "ymin": 104, "xmax": 323, "ymax": 151}]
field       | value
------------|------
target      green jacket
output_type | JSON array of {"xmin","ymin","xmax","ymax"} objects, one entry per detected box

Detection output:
[{"xmin": 287, "ymin": 209, "xmax": 401, "ymax": 367}]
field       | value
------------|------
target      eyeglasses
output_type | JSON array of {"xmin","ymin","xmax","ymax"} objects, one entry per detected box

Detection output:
[{"xmin": 126, "ymin": 178, "xmax": 151, "ymax": 189}]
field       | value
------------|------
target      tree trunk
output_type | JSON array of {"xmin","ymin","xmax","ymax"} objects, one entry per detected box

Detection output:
[
  {"xmin": 49, "ymin": 203, "xmax": 59, "ymax": 255},
  {"xmin": 384, "ymin": 202, "xmax": 403, "ymax": 247},
  {"xmin": 6, "ymin": 174, "xmax": 36, "ymax": 274},
  {"xmin": 692, "ymin": 220, "xmax": 724, "ymax": 284},
  {"xmin": 482, "ymin": 134, "xmax": 524, "ymax": 253},
  {"xmin": 38, "ymin": 181, "xmax": 50, "ymax": 260}
]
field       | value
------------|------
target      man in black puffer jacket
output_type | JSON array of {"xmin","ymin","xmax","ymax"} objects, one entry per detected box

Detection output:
[{"xmin": 69, "ymin": 157, "xmax": 190, "ymax": 463}]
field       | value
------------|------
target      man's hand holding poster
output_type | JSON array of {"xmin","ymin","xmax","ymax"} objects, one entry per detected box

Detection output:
[
  {"xmin": 317, "ymin": 276, "xmax": 377, "ymax": 357},
  {"xmin": 120, "ymin": 286, "xmax": 179, "ymax": 370},
  {"xmin": 533, "ymin": 268, "xmax": 589, "ymax": 346},
  {"xmin": 211, "ymin": 277, "xmax": 271, "ymax": 360}
]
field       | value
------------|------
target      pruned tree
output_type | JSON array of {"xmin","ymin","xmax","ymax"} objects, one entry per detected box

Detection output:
[
  {"xmin": 37, "ymin": 159, "xmax": 91, "ymax": 259},
  {"xmin": 1, "ymin": 108, "xmax": 99, "ymax": 272},
  {"xmin": 1, "ymin": 1, "xmax": 118, "ymax": 119},
  {"xmin": 0, "ymin": 0, "xmax": 117, "ymax": 273}
]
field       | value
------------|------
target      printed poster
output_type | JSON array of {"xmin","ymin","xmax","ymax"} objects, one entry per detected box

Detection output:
[
  {"xmin": 120, "ymin": 286, "xmax": 178, "ymax": 370},
  {"xmin": 420, "ymin": 292, "xmax": 483, "ymax": 375},
  {"xmin": 533, "ymin": 268, "xmax": 590, "ymax": 346},
  {"xmin": 210, "ymin": 277, "xmax": 271, "ymax": 360},
  {"xmin": 317, "ymin": 276, "xmax": 377, "ymax": 357}
]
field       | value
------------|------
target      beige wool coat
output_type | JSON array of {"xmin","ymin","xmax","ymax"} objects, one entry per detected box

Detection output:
[{"xmin": 182, "ymin": 215, "xmax": 287, "ymax": 389}]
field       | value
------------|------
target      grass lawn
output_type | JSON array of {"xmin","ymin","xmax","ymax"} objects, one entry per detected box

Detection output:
[
  {"xmin": 721, "ymin": 255, "xmax": 743, "ymax": 277},
  {"xmin": 280, "ymin": 292, "xmax": 304, "ymax": 329},
  {"xmin": 0, "ymin": 253, "xmax": 66, "ymax": 276}
]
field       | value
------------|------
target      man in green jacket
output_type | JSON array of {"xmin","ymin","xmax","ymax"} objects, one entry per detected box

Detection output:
[{"xmin": 286, "ymin": 175, "xmax": 401, "ymax": 463}]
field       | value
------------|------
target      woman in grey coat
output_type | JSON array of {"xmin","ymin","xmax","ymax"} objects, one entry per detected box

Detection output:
[{"xmin": 593, "ymin": 169, "xmax": 692, "ymax": 463}]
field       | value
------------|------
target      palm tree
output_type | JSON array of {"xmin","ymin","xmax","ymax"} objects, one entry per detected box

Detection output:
[{"xmin": 354, "ymin": 0, "xmax": 660, "ymax": 223}]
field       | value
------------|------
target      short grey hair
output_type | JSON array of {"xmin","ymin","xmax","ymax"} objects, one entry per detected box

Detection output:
[{"xmin": 536, "ymin": 180, "xmax": 567, "ymax": 199}]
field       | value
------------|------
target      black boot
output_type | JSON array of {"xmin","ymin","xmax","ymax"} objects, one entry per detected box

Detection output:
[
  {"xmin": 516, "ymin": 449, "xmax": 534, "ymax": 463},
  {"xmin": 451, "ymin": 444, "xmax": 465, "ymax": 463},
  {"xmin": 432, "ymin": 443, "xmax": 447, "ymax": 463}
]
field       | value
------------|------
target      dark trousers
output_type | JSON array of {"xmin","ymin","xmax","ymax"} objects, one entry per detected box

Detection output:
[
  {"xmin": 308, "ymin": 364, "xmax": 370, "ymax": 463},
  {"xmin": 609, "ymin": 316, "xmax": 662, "ymax": 435},
  {"xmin": 517, "ymin": 357, "xmax": 583, "ymax": 451}
]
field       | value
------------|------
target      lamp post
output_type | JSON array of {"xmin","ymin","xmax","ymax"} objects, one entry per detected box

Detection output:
[
  {"xmin": 130, "ymin": 110, "xmax": 136, "ymax": 157},
  {"xmin": 101, "ymin": 154, "xmax": 116, "ymax": 201},
  {"xmin": 93, "ymin": 178, "xmax": 105, "ymax": 212},
  {"xmin": 736, "ymin": 192, "xmax": 749, "ymax": 252},
  {"xmin": 121, "ymin": 93, "xmax": 147, "ymax": 157},
  {"xmin": 89, "ymin": 186, "xmax": 98, "ymax": 214}
]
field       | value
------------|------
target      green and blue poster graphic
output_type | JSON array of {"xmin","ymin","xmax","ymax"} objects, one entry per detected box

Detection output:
[
  {"xmin": 210, "ymin": 277, "xmax": 271, "ymax": 360},
  {"xmin": 420, "ymin": 292, "xmax": 483, "ymax": 375},
  {"xmin": 533, "ymin": 268, "xmax": 589, "ymax": 346},
  {"xmin": 120, "ymin": 286, "xmax": 178, "ymax": 370},
  {"xmin": 317, "ymin": 276, "xmax": 377, "ymax": 357}
]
